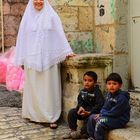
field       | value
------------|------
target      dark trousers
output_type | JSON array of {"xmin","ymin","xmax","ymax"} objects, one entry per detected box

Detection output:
[
  {"xmin": 87, "ymin": 114, "xmax": 126, "ymax": 140},
  {"xmin": 68, "ymin": 108, "xmax": 88, "ymax": 134}
]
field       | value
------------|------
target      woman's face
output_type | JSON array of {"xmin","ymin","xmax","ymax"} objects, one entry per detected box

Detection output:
[{"xmin": 33, "ymin": 0, "xmax": 44, "ymax": 11}]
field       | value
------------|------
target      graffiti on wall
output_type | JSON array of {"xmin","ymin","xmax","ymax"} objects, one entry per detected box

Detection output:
[{"xmin": 95, "ymin": 0, "xmax": 115, "ymax": 25}]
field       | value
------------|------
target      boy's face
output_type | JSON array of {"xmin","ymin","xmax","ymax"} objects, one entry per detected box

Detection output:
[
  {"xmin": 83, "ymin": 75, "xmax": 96, "ymax": 91},
  {"xmin": 106, "ymin": 80, "xmax": 122, "ymax": 94},
  {"xmin": 33, "ymin": 0, "xmax": 44, "ymax": 11}
]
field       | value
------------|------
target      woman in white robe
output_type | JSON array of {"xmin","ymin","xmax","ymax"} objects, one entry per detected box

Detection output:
[{"xmin": 15, "ymin": 0, "xmax": 74, "ymax": 128}]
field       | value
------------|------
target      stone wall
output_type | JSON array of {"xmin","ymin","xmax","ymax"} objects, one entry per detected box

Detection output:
[
  {"xmin": 93, "ymin": 0, "xmax": 129, "ymax": 89},
  {"xmin": 3, "ymin": 0, "xmax": 94, "ymax": 54},
  {"xmin": 2, "ymin": 0, "xmax": 129, "ymax": 89},
  {"xmin": 3, "ymin": 0, "xmax": 28, "ymax": 49}
]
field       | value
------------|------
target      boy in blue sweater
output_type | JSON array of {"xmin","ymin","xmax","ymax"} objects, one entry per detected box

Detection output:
[{"xmin": 87, "ymin": 73, "xmax": 131, "ymax": 140}]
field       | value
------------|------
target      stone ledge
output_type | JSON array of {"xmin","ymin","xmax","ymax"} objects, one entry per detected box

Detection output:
[
  {"xmin": 62, "ymin": 53, "xmax": 113, "ymax": 68},
  {"xmin": 130, "ymin": 92, "xmax": 140, "ymax": 119},
  {"xmin": 107, "ymin": 119, "xmax": 140, "ymax": 140},
  {"xmin": 7, "ymin": 0, "xmax": 28, "ymax": 4}
]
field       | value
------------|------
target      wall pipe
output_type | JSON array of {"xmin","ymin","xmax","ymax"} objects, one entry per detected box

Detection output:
[{"xmin": 0, "ymin": 0, "xmax": 4, "ymax": 53}]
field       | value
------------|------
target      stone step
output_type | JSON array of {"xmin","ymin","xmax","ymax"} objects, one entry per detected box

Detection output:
[
  {"xmin": 107, "ymin": 118, "xmax": 140, "ymax": 140},
  {"xmin": 107, "ymin": 92, "xmax": 140, "ymax": 140},
  {"xmin": 130, "ymin": 92, "xmax": 140, "ymax": 119}
]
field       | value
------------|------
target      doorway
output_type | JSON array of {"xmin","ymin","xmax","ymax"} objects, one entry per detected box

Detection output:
[{"xmin": 130, "ymin": 0, "xmax": 140, "ymax": 91}]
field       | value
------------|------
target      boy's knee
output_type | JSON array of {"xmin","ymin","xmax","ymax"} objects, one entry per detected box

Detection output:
[
  {"xmin": 95, "ymin": 119, "xmax": 107, "ymax": 132},
  {"xmin": 88, "ymin": 114, "xmax": 94, "ymax": 121},
  {"xmin": 68, "ymin": 108, "xmax": 77, "ymax": 116}
]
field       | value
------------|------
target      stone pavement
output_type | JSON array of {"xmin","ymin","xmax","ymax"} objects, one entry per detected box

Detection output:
[
  {"xmin": 0, "ymin": 86, "xmax": 87, "ymax": 140},
  {"xmin": 1, "ymin": 86, "xmax": 140, "ymax": 140},
  {"xmin": 0, "ymin": 85, "xmax": 22, "ymax": 108},
  {"xmin": 0, "ymin": 107, "xmax": 71, "ymax": 140}
]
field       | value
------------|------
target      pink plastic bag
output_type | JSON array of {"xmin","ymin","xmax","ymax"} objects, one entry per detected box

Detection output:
[
  {"xmin": 0, "ymin": 47, "xmax": 24, "ymax": 91},
  {"xmin": 6, "ymin": 63, "xmax": 24, "ymax": 91},
  {"xmin": 18, "ymin": 71, "xmax": 24, "ymax": 91},
  {"xmin": 0, "ymin": 47, "xmax": 14, "ymax": 83},
  {"xmin": 5, "ymin": 47, "xmax": 24, "ymax": 91},
  {"xmin": 0, "ymin": 61, "xmax": 7, "ymax": 83}
]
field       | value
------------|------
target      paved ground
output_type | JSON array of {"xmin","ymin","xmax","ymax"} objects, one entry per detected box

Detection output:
[
  {"xmin": 0, "ymin": 85, "xmax": 22, "ymax": 108},
  {"xmin": 0, "ymin": 86, "xmax": 87, "ymax": 140},
  {"xmin": 1, "ymin": 86, "xmax": 140, "ymax": 140},
  {"xmin": 0, "ymin": 107, "xmax": 71, "ymax": 140}
]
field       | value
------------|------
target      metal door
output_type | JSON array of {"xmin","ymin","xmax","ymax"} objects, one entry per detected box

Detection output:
[{"xmin": 130, "ymin": 0, "xmax": 140, "ymax": 90}]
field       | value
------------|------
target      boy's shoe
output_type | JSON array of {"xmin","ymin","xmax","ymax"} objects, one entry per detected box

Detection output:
[
  {"xmin": 62, "ymin": 132, "xmax": 71, "ymax": 139},
  {"xmin": 63, "ymin": 130, "xmax": 88, "ymax": 139},
  {"xmin": 88, "ymin": 137, "xmax": 95, "ymax": 140}
]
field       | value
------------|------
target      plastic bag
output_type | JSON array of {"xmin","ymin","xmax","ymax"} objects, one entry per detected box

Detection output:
[
  {"xmin": 0, "ymin": 47, "xmax": 14, "ymax": 83},
  {"xmin": 0, "ymin": 47, "xmax": 24, "ymax": 91}
]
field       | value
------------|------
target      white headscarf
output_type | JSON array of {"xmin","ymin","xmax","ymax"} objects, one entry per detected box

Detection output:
[{"xmin": 15, "ymin": 0, "xmax": 73, "ymax": 71}]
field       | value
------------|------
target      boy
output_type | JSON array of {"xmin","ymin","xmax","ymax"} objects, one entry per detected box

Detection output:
[
  {"xmin": 63, "ymin": 71, "xmax": 104, "ymax": 139},
  {"xmin": 87, "ymin": 73, "xmax": 131, "ymax": 140}
]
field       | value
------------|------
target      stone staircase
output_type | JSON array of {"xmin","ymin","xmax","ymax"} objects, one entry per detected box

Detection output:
[{"xmin": 107, "ymin": 118, "xmax": 140, "ymax": 140}]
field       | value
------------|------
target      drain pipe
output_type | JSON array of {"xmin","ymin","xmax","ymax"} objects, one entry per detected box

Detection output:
[{"xmin": 0, "ymin": 0, "xmax": 4, "ymax": 53}]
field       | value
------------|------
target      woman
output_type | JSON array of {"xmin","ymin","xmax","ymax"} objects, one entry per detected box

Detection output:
[{"xmin": 15, "ymin": 0, "xmax": 74, "ymax": 129}]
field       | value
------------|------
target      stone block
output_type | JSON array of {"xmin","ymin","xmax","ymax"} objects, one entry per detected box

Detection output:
[
  {"xmin": 130, "ymin": 92, "xmax": 140, "ymax": 119},
  {"xmin": 50, "ymin": 0, "xmax": 94, "ymax": 6},
  {"xmin": 4, "ymin": 35, "xmax": 16, "ymax": 47},
  {"xmin": 4, "ymin": 16, "xmax": 21, "ymax": 36},
  {"xmin": 10, "ymin": 3, "xmax": 26, "ymax": 16},
  {"xmin": 66, "ymin": 32, "xmax": 94, "ymax": 54},
  {"xmin": 3, "ymin": 2, "xmax": 10, "ymax": 15},
  {"xmin": 94, "ymin": 25, "xmax": 115, "ymax": 53},
  {"xmin": 55, "ymin": 6, "xmax": 78, "ymax": 31},
  {"xmin": 115, "ymin": 25, "xmax": 128, "ymax": 54},
  {"xmin": 115, "ymin": 0, "xmax": 128, "ymax": 24},
  {"xmin": 79, "ymin": 7, "xmax": 94, "ymax": 31}
]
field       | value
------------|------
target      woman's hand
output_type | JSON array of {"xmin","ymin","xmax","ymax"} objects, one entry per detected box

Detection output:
[
  {"xmin": 93, "ymin": 114, "xmax": 100, "ymax": 120},
  {"xmin": 66, "ymin": 53, "xmax": 76, "ymax": 59}
]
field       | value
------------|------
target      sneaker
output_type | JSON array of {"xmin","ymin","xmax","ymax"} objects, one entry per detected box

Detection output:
[
  {"xmin": 88, "ymin": 137, "xmax": 95, "ymax": 140},
  {"xmin": 70, "ymin": 130, "xmax": 81, "ymax": 139},
  {"xmin": 62, "ymin": 132, "xmax": 71, "ymax": 139},
  {"xmin": 62, "ymin": 130, "xmax": 82, "ymax": 139}
]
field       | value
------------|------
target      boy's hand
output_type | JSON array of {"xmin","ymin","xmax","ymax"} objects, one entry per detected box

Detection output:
[
  {"xmin": 93, "ymin": 114, "xmax": 100, "ymax": 120},
  {"xmin": 80, "ymin": 110, "xmax": 90, "ymax": 117},
  {"xmin": 77, "ymin": 107, "xmax": 85, "ymax": 115}
]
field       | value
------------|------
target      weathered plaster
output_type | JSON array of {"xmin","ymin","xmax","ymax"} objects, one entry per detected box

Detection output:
[
  {"xmin": 94, "ymin": 0, "xmax": 129, "ymax": 89},
  {"xmin": 95, "ymin": 0, "xmax": 115, "ymax": 25}
]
